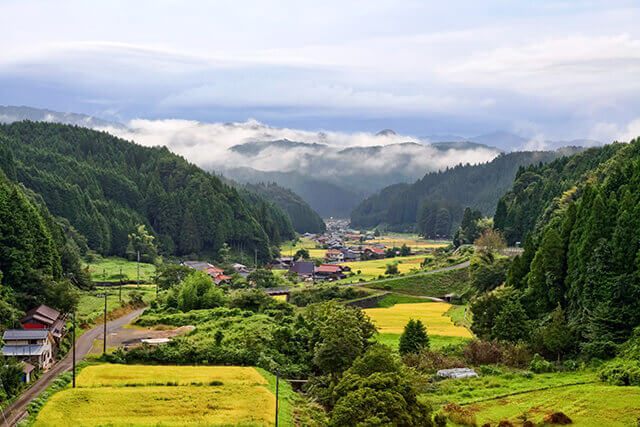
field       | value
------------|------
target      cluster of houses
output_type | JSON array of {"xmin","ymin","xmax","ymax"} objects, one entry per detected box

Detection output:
[
  {"xmin": 1, "ymin": 305, "xmax": 67, "ymax": 382},
  {"xmin": 180, "ymin": 261, "xmax": 247, "ymax": 284}
]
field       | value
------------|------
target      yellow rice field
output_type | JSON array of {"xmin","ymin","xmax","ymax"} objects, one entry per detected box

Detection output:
[
  {"xmin": 344, "ymin": 255, "xmax": 426, "ymax": 277},
  {"xmin": 34, "ymin": 385, "xmax": 275, "ymax": 426},
  {"xmin": 35, "ymin": 365, "xmax": 276, "ymax": 426},
  {"xmin": 364, "ymin": 302, "xmax": 473, "ymax": 337},
  {"xmin": 75, "ymin": 364, "xmax": 267, "ymax": 387}
]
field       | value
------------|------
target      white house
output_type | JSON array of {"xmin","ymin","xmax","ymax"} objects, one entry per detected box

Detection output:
[{"xmin": 2, "ymin": 329, "xmax": 54, "ymax": 369}]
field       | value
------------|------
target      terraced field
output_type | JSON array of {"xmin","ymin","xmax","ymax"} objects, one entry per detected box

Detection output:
[{"xmin": 364, "ymin": 301, "xmax": 473, "ymax": 337}]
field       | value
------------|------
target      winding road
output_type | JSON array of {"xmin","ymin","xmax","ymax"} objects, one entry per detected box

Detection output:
[{"xmin": 1, "ymin": 308, "xmax": 146, "ymax": 427}]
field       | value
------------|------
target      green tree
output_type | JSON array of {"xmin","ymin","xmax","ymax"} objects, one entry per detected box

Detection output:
[
  {"xmin": 155, "ymin": 264, "xmax": 192, "ymax": 290},
  {"xmin": 399, "ymin": 244, "xmax": 411, "ymax": 256},
  {"xmin": 399, "ymin": 319, "xmax": 430, "ymax": 355},
  {"xmin": 247, "ymin": 268, "xmax": 281, "ymax": 288},
  {"xmin": 525, "ymin": 227, "xmax": 565, "ymax": 316},
  {"xmin": 294, "ymin": 248, "xmax": 310, "ymax": 260},
  {"xmin": 126, "ymin": 224, "xmax": 159, "ymax": 264},
  {"xmin": 492, "ymin": 298, "xmax": 530, "ymax": 342},
  {"xmin": 385, "ymin": 262, "xmax": 399, "ymax": 275}
]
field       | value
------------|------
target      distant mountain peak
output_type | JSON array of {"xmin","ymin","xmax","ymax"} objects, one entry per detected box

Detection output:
[{"xmin": 376, "ymin": 129, "xmax": 396, "ymax": 136}]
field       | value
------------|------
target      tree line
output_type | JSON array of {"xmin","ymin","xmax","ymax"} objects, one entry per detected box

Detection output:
[{"xmin": 0, "ymin": 122, "xmax": 295, "ymax": 261}]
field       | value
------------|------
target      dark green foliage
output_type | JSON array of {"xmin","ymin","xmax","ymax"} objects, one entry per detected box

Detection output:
[
  {"xmin": 530, "ymin": 305, "xmax": 576, "ymax": 361},
  {"xmin": 294, "ymin": 248, "xmax": 310, "ymax": 260},
  {"xmin": 246, "ymin": 268, "xmax": 282, "ymax": 288},
  {"xmin": 385, "ymin": 262, "xmax": 399, "ymax": 275},
  {"xmin": 351, "ymin": 150, "xmax": 581, "ymax": 230},
  {"xmin": 453, "ymin": 207, "xmax": 482, "ymax": 246},
  {"xmin": 470, "ymin": 255, "xmax": 510, "ymax": 293},
  {"xmin": 0, "ymin": 356, "xmax": 25, "ymax": 401},
  {"xmin": 399, "ymin": 319, "xmax": 430, "ymax": 355},
  {"xmin": 154, "ymin": 264, "xmax": 193, "ymax": 290},
  {"xmin": 529, "ymin": 353, "xmax": 554, "ymax": 373},
  {"xmin": 289, "ymin": 285, "xmax": 368, "ymax": 307},
  {"xmin": 494, "ymin": 143, "xmax": 624, "ymax": 245},
  {"xmin": 0, "ymin": 167, "xmax": 84, "ymax": 318},
  {"xmin": 599, "ymin": 359, "xmax": 640, "ymax": 386},
  {"xmin": 491, "ymin": 298, "xmax": 530, "ymax": 342},
  {"xmin": 126, "ymin": 224, "xmax": 159, "ymax": 264},
  {"xmin": 417, "ymin": 199, "xmax": 462, "ymax": 238},
  {"xmin": 0, "ymin": 122, "xmax": 292, "ymax": 261},
  {"xmin": 171, "ymin": 271, "xmax": 227, "ymax": 311},
  {"xmin": 245, "ymin": 182, "xmax": 326, "ymax": 233}
]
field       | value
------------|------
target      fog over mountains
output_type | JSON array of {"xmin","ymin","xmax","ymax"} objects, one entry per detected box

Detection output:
[{"xmin": 0, "ymin": 106, "xmax": 603, "ymax": 216}]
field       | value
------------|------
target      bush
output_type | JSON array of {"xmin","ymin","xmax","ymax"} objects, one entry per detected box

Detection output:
[
  {"xmin": 502, "ymin": 342, "xmax": 533, "ymax": 369},
  {"xmin": 529, "ymin": 353, "xmax": 554, "ymax": 373},
  {"xmin": 403, "ymin": 349, "xmax": 465, "ymax": 374},
  {"xmin": 599, "ymin": 359, "xmax": 640, "ymax": 386},
  {"xmin": 463, "ymin": 340, "xmax": 503, "ymax": 365},
  {"xmin": 443, "ymin": 403, "xmax": 476, "ymax": 426}
]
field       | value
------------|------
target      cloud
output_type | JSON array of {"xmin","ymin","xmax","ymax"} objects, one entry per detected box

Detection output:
[
  {"xmin": 100, "ymin": 118, "xmax": 501, "ymax": 185},
  {"xmin": 590, "ymin": 118, "xmax": 640, "ymax": 143}
]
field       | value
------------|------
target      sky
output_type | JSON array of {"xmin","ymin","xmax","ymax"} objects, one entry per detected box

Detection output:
[{"xmin": 2, "ymin": 0, "xmax": 640, "ymax": 142}]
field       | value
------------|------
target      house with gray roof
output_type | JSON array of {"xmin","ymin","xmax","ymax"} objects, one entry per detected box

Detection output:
[{"xmin": 2, "ymin": 329, "xmax": 54, "ymax": 369}]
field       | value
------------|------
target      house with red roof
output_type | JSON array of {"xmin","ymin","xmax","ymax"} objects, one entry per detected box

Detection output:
[
  {"xmin": 324, "ymin": 249, "xmax": 344, "ymax": 262},
  {"xmin": 315, "ymin": 264, "xmax": 350, "ymax": 280},
  {"xmin": 363, "ymin": 246, "xmax": 386, "ymax": 259}
]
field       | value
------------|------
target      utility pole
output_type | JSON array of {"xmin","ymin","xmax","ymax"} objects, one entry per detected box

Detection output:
[
  {"xmin": 72, "ymin": 310, "xmax": 76, "ymax": 388},
  {"xmin": 119, "ymin": 267, "xmax": 122, "ymax": 303},
  {"xmin": 103, "ymin": 289, "xmax": 107, "ymax": 355},
  {"xmin": 275, "ymin": 371, "xmax": 279, "ymax": 427},
  {"xmin": 137, "ymin": 250, "xmax": 140, "ymax": 288},
  {"xmin": 254, "ymin": 248, "xmax": 257, "ymax": 269}
]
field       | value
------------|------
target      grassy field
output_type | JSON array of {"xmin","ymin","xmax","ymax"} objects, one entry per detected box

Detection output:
[
  {"xmin": 363, "ymin": 236, "xmax": 449, "ymax": 251},
  {"xmin": 377, "ymin": 332, "xmax": 470, "ymax": 351},
  {"xmin": 34, "ymin": 364, "xmax": 290, "ymax": 426},
  {"xmin": 364, "ymin": 302, "xmax": 473, "ymax": 337},
  {"xmin": 84, "ymin": 256, "xmax": 156, "ymax": 283},
  {"xmin": 343, "ymin": 255, "xmax": 426, "ymax": 279},
  {"xmin": 466, "ymin": 383, "xmax": 640, "ymax": 426},
  {"xmin": 367, "ymin": 267, "xmax": 471, "ymax": 296},
  {"xmin": 76, "ymin": 286, "xmax": 156, "ymax": 328}
]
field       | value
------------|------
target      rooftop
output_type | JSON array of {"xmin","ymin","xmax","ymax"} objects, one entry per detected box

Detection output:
[
  {"xmin": 3, "ymin": 329, "xmax": 50, "ymax": 341},
  {"xmin": 2, "ymin": 345, "xmax": 47, "ymax": 356}
]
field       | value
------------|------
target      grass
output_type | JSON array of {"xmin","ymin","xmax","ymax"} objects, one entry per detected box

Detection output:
[
  {"xmin": 76, "ymin": 286, "xmax": 156, "ymax": 329},
  {"xmin": 364, "ymin": 302, "xmax": 473, "ymax": 337},
  {"xmin": 84, "ymin": 256, "xmax": 156, "ymax": 283},
  {"xmin": 467, "ymin": 383, "xmax": 640, "ymax": 426},
  {"xmin": 376, "ymin": 293, "xmax": 429, "ymax": 308},
  {"xmin": 34, "ymin": 364, "xmax": 287, "ymax": 427},
  {"xmin": 367, "ymin": 267, "xmax": 471, "ymax": 296},
  {"xmin": 377, "ymin": 333, "xmax": 470, "ymax": 352},
  {"xmin": 446, "ymin": 304, "xmax": 472, "ymax": 329},
  {"xmin": 363, "ymin": 236, "xmax": 449, "ymax": 251}
]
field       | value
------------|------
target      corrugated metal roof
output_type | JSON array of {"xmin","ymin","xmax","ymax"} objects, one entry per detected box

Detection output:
[
  {"xmin": 1, "ymin": 345, "xmax": 46, "ymax": 356},
  {"xmin": 3, "ymin": 329, "xmax": 49, "ymax": 340}
]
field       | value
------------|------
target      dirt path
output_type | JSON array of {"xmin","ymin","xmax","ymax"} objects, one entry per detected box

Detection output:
[{"xmin": 1, "ymin": 308, "xmax": 146, "ymax": 426}]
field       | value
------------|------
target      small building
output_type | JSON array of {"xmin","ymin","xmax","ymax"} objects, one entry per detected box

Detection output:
[
  {"xmin": 181, "ymin": 261, "xmax": 214, "ymax": 271},
  {"xmin": 325, "ymin": 249, "xmax": 345, "ymax": 262},
  {"xmin": 22, "ymin": 362, "xmax": 35, "ymax": 383},
  {"xmin": 289, "ymin": 261, "xmax": 315, "ymax": 279},
  {"xmin": 340, "ymin": 248, "xmax": 360, "ymax": 261},
  {"xmin": 21, "ymin": 305, "xmax": 65, "ymax": 342},
  {"xmin": 315, "ymin": 264, "xmax": 348, "ymax": 280},
  {"xmin": 363, "ymin": 247, "xmax": 386, "ymax": 259},
  {"xmin": 232, "ymin": 263, "xmax": 250, "ymax": 273},
  {"xmin": 272, "ymin": 257, "xmax": 294, "ymax": 269},
  {"xmin": 2, "ymin": 330, "xmax": 54, "ymax": 369}
]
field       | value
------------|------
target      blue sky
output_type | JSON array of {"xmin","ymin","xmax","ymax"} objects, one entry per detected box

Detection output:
[{"xmin": 2, "ymin": 0, "xmax": 640, "ymax": 141}]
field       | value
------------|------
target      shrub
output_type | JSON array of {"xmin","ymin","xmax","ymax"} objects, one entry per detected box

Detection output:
[
  {"xmin": 502, "ymin": 342, "xmax": 533, "ymax": 369},
  {"xmin": 529, "ymin": 353, "xmax": 554, "ymax": 373},
  {"xmin": 443, "ymin": 403, "xmax": 476, "ymax": 426},
  {"xmin": 599, "ymin": 359, "xmax": 640, "ymax": 386},
  {"xmin": 403, "ymin": 349, "xmax": 465, "ymax": 374},
  {"xmin": 463, "ymin": 340, "xmax": 503, "ymax": 365}
]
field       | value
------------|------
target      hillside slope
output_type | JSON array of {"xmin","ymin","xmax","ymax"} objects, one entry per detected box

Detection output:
[
  {"xmin": 350, "ymin": 148, "xmax": 584, "ymax": 230},
  {"xmin": 0, "ymin": 122, "xmax": 293, "ymax": 260},
  {"xmin": 245, "ymin": 182, "xmax": 326, "ymax": 234}
]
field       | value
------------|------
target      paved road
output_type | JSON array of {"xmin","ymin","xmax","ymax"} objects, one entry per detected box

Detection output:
[
  {"xmin": 341, "ymin": 259, "xmax": 471, "ymax": 287},
  {"xmin": 1, "ymin": 308, "xmax": 146, "ymax": 426}
]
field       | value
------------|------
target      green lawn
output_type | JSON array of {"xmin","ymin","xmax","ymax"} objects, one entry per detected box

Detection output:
[
  {"xmin": 84, "ymin": 256, "xmax": 156, "ymax": 283},
  {"xmin": 76, "ymin": 286, "xmax": 156, "ymax": 327},
  {"xmin": 376, "ymin": 333, "xmax": 470, "ymax": 352},
  {"xmin": 367, "ymin": 267, "xmax": 471, "ymax": 297}
]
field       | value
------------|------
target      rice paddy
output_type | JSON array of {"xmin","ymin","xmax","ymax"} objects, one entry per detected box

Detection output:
[
  {"xmin": 364, "ymin": 302, "xmax": 473, "ymax": 337},
  {"xmin": 34, "ymin": 365, "xmax": 282, "ymax": 426}
]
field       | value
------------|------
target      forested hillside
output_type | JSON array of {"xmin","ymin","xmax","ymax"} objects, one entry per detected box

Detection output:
[
  {"xmin": 482, "ymin": 137, "xmax": 640, "ymax": 358},
  {"xmin": 0, "ymin": 160, "xmax": 89, "ymax": 326},
  {"xmin": 245, "ymin": 183, "xmax": 326, "ymax": 233},
  {"xmin": 350, "ymin": 149, "xmax": 583, "ymax": 233},
  {"xmin": 0, "ymin": 122, "xmax": 293, "ymax": 261},
  {"xmin": 494, "ymin": 144, "xmax": 624, "ymax": 244}
]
